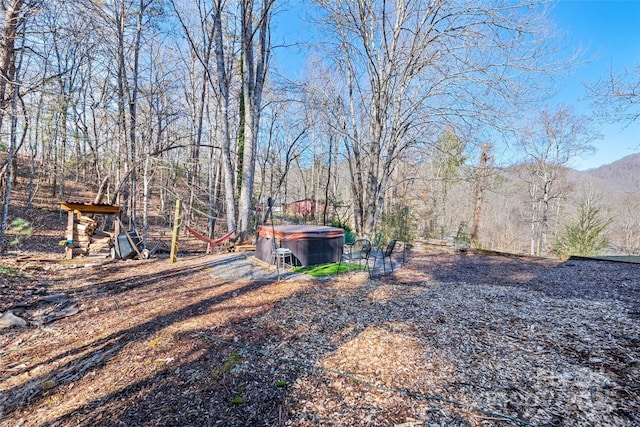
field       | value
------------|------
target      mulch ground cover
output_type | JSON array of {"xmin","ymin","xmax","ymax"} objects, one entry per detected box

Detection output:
[{"xmin": 1, "ymin": 250, "xmax": 639, "ymax": 426}]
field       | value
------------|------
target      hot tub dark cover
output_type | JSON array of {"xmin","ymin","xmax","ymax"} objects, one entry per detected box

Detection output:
[
  {"xmin": 256, "ymin": 225, "xmax": 344, "ymax": 266},
  {"xmin": 258, "ymin": 225, "xmax": 344, "ymax": 240}
]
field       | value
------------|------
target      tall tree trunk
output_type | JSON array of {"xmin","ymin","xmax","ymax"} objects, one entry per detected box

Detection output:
[
  {"xmin": 236, "ymin": 0, "xmax": 272, "ymax": 241},
  {"xmin": 540, "ymin": 176, "xmax": 552, "ymax": 256},
  {"xmin": 342, "ymin": 50, "xmax": 365, "ymax": 232},
  {"xmin": 142, "ymin": 156, "xmax": 150, "ymax": 246},
  {"xmin": 187, "ymin": 19, "xmax": 213, "ymax": 228},
  {"xmin": 57, "ymin": 78, "xmax": 70, "ymax": 199},
  {"xmin": 236, "ymin": 0, "xmax": 255, "ymax": 241},
  {"xmin": 125, "ymin": 0, "xmax": 150, "ymax": 227},
  {"xmin": 116, "ymin": 0, "xmax": 129, "ymax": 220},
  {"xmin": 0, "ymin": 84, "xmax": 18, "ymax": 250},
  {"xmin": 529, "ymin": 179, "xmax": 539, "ymax": 256},
  {"xmin": 207, "ymin": 153, "xmax": 222, "ymax": 252},
  {"xmin": 323, "ymin": 135, "xmax": 334, "ymax": 225},
  {"xmin": 471, "ymin": 144, "xmax": 491, "ymax": 247},
  {"xmin": 0, "ymin": 0, "xmax": 24, "ymax": 131},
  {"xmin": 211, "ymin": 0, "xmax": 237, "ymax": 234},
  {"xmin": 0, "ymin": 17, "xmax": 23, "ymax": 250}
]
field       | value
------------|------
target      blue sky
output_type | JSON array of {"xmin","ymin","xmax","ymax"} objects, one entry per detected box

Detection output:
[
  {"xmin": 271, "ymin": 1, "xmax": 640, "ymax": 170},
  {"xmin": 551, "ymin": 0, "xmax": 640, "ymax": 170}
]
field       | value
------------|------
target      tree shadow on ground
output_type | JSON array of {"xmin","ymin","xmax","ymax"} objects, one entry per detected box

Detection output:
[
  {"xmin": 0, "ymin": 255, "xmax": 282, "ymax": 424},
  {"xmin": 3, "ymin": 251, "xmax": 639, "ymax": 426}
]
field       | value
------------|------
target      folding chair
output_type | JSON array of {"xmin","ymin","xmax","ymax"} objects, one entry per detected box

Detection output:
[{"xmin": 370, "ymin": 239, "xmax": 397, "ymax": 277}]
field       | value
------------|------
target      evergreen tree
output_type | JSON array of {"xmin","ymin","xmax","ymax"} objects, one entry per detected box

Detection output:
[{"xmin": 553, "ymin": 200, "xmax": 611, "ymax": 257}]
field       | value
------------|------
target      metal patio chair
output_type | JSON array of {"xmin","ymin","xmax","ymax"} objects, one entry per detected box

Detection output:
[
  {"xmin": 370, "ymin": 239, "xmax": 397, "ymax": 277},
  {"xmin": 338, "ymin": 238, "xmax": 371, "ymax": 274}
]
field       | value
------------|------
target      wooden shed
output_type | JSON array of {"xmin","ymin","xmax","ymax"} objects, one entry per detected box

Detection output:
[
  {"xmin": 282, "ymin": 198, "xmax": 326, "ymax": 220},
  {"xmin": 60, "ymin": 202, "xmax": 122, "ymax": 260}
]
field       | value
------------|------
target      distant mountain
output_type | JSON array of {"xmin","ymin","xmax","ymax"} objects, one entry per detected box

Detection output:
[
  {"xmin": 588, "ymin": 152, "xmax": 640, "ymax": 177},
  {"xmin": 570, "ymin": 153, "xmax": 640, "ymax": 198}
]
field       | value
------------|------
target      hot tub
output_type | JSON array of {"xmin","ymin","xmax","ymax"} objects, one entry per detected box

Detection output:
[{"xmin": 256, "ymin": 225, "xmax": 344, "ymax": 266}]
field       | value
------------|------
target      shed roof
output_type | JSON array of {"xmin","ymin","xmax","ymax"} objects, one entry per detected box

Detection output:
[{"xmin": 60, "ymin": 202, "xmax": 122, "ymax": 214}]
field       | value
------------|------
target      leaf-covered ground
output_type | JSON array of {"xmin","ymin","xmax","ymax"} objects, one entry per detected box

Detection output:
[{"xmin": 1, "ymin": 250, "xmax": 639, "ymax": 426}]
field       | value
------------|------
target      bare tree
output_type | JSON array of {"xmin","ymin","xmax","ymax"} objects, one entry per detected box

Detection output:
[
  {"xmin": 171, "ymin": 0, "xmax": 274, "ymax": 240},
  {"xmin": 470, "ymin": 143, "xmax": 492, "ymax": 247},
  {"xmin": 0, "ymin": 0, "xmax": 24, "ymax": 132},
  {"xmin": 429, "ymin": 129, "xmax": 466, "ymax": 238},
  {"xmin": 168, "ymin": 0, "xmax": 215, "ymax": 226},
  {"xmin": 313, "ymin": 0, "xmax": 565, "ymax": 235},
  {"xmin": 235, "ymin": 0, "xmax": 274, "ymax": 241},
  {"xmin": 38, "ymin": 2, "xmax": 97, "ymax": 198},
  {"xmin": 613, "ymin": 196, "xmax": 640, "ymax": 255},
  {"xmin": 255, "ymin": 99, "xmax": 307, "ymax": 216},
  {"xmin": 82, "ymin": 0, "xmax": 162, "ymax": 225},
  {"xmin": 517, "ymin": 106, "xmax": 597, "ymax": 256},
  {"xmin": 586, "ymin": 64, "xmax": 640, "ymax": 127},
  {"xmin": 0, "ymin": 0, "xmax": 28, "ymax": 251}
]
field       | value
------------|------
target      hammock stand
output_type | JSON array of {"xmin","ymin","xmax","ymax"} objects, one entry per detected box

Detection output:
[{"xmin": 185, "ymin": 226, "xmax": 236, "ymax": 249}]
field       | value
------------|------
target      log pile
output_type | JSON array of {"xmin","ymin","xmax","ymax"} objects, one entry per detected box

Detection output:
[
  {"xmin": 60, "ymin": 202, "xmax": 122, "ymax": 260},
  {"xmin": 412, "ymin": 238, "xmax": 457, "ymax": 254},
  {"xmin": 72, "ymin": 216, "xmax": 113, "ymax": 257}
]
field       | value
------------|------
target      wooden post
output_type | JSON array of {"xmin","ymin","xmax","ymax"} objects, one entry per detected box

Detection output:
[
  {"xmin": 169, "ymin": 200, "xmax": 182, "ymax": 263},
  {"xmin": 64, "ymin": 210, "xmax": 75, "ymax": 260}
]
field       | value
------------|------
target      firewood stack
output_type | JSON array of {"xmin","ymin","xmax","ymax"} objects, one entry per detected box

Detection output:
[
  {"xmin": 61, "ymin": 202, "xmax": 122, "ymax": 260},
  {"xmin": 73, "ymin": 216, "xmax": 113, "ymax": 257}
]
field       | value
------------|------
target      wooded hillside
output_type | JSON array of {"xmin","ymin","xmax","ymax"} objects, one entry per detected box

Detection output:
[{"xmin": 0, "ymin": 0, "xmax": 638, "ymax": 257}]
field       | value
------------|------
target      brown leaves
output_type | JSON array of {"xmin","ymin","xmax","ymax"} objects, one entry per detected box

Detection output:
[{"xmin": 1, "ymin": 252, "xmax": 639, "ymax": 426}]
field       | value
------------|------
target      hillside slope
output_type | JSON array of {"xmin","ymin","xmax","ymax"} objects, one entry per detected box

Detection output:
[{"xmin": 570, "ymin": 153, "xmax": 640, "ymax": 198}]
